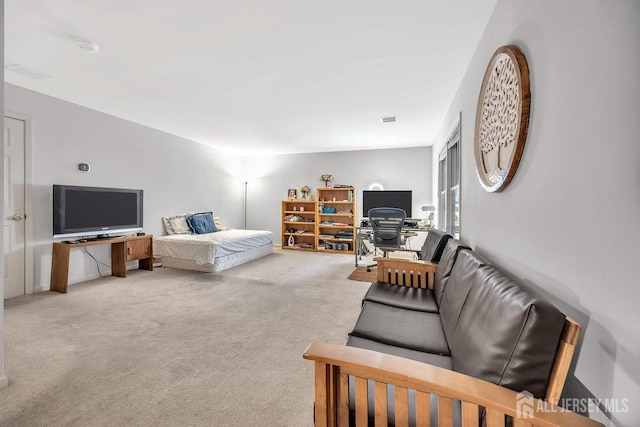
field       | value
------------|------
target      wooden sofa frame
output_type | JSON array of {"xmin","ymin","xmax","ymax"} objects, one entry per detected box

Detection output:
[{"xmin": 303, "ymin": 257, "xmax": 602, "ymax": 427}]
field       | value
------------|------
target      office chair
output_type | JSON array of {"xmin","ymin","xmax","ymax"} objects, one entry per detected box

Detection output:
[{"xmin": 366, "ymin": 207, "xmax": 406, "ymax": 272}]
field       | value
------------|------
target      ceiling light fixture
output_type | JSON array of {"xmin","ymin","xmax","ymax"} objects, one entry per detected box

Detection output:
[
  {"xmin": 381, "ymin": 116, "xmax": 397, "ymax": 123},
  {"xmin": 76, "ymin": 39, "xmax": 100, "ymax": 53}
]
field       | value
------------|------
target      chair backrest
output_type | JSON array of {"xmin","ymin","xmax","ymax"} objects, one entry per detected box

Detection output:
[
  {"xmin": 419, "ymin": 229, "xmax": 452, "ymax": 261},
  {"xmin": 367, "ymin": 208, "xmax": 406, "ymax": 249}
]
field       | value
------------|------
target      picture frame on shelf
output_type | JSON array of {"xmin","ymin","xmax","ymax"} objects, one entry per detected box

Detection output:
[{"xmin": 287, "ymin": 188, "xmax": 297, "ymax": 200}]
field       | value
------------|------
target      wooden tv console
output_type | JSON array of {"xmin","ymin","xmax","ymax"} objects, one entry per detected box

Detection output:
[{"xmin": 50, "ymin": 234, "xmax": 153, "ymax": 293}]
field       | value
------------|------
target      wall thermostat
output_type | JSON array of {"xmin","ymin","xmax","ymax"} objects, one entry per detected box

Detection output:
[{"xmin": 78, "ymin": 163, "xmax": 90, "ymax": 172}]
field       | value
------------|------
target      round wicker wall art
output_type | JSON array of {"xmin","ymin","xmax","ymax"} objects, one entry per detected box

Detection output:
[{"xmin": 474, "ymin": 45, "xmax": 531, "ymax": 192}]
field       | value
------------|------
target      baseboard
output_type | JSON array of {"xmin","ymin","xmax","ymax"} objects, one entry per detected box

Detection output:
[
  {"xmin": 63, "ymin": 272, "xmax": 103, "ymax": 287},
  {"xmin": 0, "ymin": 374, "xmax": 8, "ymax": 389},
  {"xmin": 48, "ymin": 264, "xmax": 144, "ymax": 290}
]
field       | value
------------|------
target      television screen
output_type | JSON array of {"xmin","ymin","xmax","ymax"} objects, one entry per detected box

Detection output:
[
  {"xmin": 53, "ymin": 185, "xmax": 143, "ymax": 238},
  {"xmin": 362, "ymin": 190, "xmax": 412, "ymax": 217}
]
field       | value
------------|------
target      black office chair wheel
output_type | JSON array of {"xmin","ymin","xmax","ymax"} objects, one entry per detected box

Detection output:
[{"xmin": 366, "ymin": 267, "xmax": 372, "ymax": 272}]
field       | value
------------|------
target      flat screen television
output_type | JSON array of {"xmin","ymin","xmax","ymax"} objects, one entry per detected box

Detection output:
[
  {"xmin": 53, "ymin": 185, "xmax": 143, "ymax": 238},
  {"xmin": 362, "ymin": 190, "xmax": 412, "ymax": 218}
]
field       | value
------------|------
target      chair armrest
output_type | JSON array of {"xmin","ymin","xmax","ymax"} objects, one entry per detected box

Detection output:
[
  {"xmin": 378, "ymin": 247, "xmax": 421, "ymax": 255},
  {"xmin": 377, "ymin": 247, "xmax": 422, "ymax": 264},
  {"xmin": 303, "ymin": 342, "xmax": 604, "ymax": 427},
  {"xmin": 375, "ymin": 257, "xmax": 438, "ymax": 289}
]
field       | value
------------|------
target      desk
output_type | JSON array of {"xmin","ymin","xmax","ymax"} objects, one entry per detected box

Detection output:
[
  {"xmin": 50, "ymin": 235, "xmax": 153, "ymax": 293},
  {"xmin": 355, "ymin": 227, "xmax": 430, "ymax": 267}
]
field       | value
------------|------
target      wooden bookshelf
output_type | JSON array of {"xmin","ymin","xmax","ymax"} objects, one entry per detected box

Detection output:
[
  {"xmin": 316, "ymin": 187, "xmax": 356, "ymax": 254},
  {"xmin": 282, "ymin": 199, "xmax": 317, "ymax": 251}
]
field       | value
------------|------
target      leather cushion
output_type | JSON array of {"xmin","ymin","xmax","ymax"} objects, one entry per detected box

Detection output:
[
  {"xmin": 419, "ymin": 228, "xmax": 451, "ymax": 262},
  {"xmin": 449, "ymin": 265, "xmax": 566, "ymax": 398},
  {"xmin": 363, "ymin": 282, "xmax": 439, "ymax": 313},
  {"xmin": 346, "ymin": 335, "xmax": 453, "ymax": 369},
  {"xmin": 349, "ymin": 301, "xmax": 450, "ymax": 356},
  {"xmin": 438, "ymin": 249, "xmax": 490, "ymax": 343},
  {"xmin": 433, "ymin": 239, "xmax": 471, "ymax": 306}
]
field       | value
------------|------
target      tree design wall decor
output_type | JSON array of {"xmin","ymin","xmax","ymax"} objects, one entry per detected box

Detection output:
[{"xmin": 474, "ymin": 45, "xmax": 531, "ymax": 192}]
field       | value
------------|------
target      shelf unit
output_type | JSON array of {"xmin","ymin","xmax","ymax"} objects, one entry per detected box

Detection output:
[
  {"xmin": 282, "ymin": 199, "xmax": 318, "ymax": 251},
  {"xmin": 316, "ymin": 187, "xmax": 356, "ymax": 254}
]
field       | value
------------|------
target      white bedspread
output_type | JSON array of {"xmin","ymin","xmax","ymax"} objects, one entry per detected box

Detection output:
[{"xmin": 154, "ymin": 229, "xmax": 273, "ymax": 265}]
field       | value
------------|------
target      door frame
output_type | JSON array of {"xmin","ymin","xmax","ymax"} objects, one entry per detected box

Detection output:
[{"xmin": 5, "ymin": 112, "xmax": 34, "ymax": 295}]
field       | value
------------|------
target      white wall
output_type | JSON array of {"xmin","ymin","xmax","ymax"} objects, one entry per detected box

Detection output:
[
  {"xmin": 5, "ymin": 83, "xmax": 432, "ymax": 290},
  {"xmin": 0, "ymin": 0, "xmax": 8, "ymax": 389},
  {"xmin": 432, "ymin": 1, "xmax": 640, "ymax": 426},
  {"xmin": 244, "ymin": 147, "xmax": 432, "ymax": 238},
  {"xmin": 4, "ymin": 84, "xmax": 244, "ymax": 290}
]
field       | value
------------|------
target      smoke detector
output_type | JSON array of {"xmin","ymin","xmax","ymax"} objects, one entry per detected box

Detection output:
[
  {"xmin": 381, "ymin": 116, "xmax": 397, "ymax": 123},
  {"xmin": 76, "ymin": 39, "xmax": 100, "ymax": 53}
]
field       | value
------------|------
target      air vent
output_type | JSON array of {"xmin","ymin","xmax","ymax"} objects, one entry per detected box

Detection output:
[
  {"xmin": 381, "ymin": 116, "xmax": 397, "ymax": 123},
  {"xmin": 5, "ymin": 64, "xmax": 52, "ymax": 80},
  {"xmin": 76, "ymin": 39, "xmax": 100, "ymax": 53}
]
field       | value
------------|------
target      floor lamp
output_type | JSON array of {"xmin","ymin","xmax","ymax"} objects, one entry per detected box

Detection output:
[{"xmin": 243, "ymin": 181, "xmax": 248, "ymax": 229}]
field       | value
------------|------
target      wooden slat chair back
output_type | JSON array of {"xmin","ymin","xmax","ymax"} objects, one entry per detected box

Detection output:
[{"xmin": 376, "ymin": 258, "xmax": 438, "ymax": 289}]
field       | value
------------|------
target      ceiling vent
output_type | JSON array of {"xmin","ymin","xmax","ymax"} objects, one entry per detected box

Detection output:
[
  {"xmin": 5, "ymin": 64, "xmax": 52, "ymax": 80},
  {"xmin": 381, "ymin": 116, "xmax": 397, "ymax": 123},
  {"xmin": 76, "ymin": 39, "xmax": 100, "ymax": 53}
]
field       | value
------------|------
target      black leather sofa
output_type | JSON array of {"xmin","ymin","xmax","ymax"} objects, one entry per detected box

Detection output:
[{"xmin": 346, "ymin": 237, "xmax": 567, "ymax": 400}]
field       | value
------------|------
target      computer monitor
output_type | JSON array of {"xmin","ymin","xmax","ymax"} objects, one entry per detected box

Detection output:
[{"xmin": 362, "ymin": 190, "xmax": 412, "ymax": 218}]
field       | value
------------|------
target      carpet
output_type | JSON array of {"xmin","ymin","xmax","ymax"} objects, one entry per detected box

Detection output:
[
  {"xmin": 0, "ymin": 247, "xmax": 370, "ymax": 426},
  {"xmin": 348, "ymin": 266, "xmax": 377, "ymax": 282}
]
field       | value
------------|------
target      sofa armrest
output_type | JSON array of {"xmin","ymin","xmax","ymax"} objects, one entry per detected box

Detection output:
[
  {"xmin": 546, "ymin": 317, "xmax": 581, "ymax": 405},
  {"xmin": 303, "ymin": 342, "xmax": 603, "ymax": 427},
  {"xmin": 375, "ymin": 257, "xmax": 438, "ymax": 289}
]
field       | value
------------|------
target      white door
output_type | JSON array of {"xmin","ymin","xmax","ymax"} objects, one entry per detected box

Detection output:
[{"xmin": 3, "ymin": 117, "xmax": 26, "ymax": 299}]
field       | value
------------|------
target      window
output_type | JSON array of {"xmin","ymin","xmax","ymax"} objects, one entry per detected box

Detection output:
[{"xmin": 438, "ymin": 119, "xmax": 460, "ymax": 239}]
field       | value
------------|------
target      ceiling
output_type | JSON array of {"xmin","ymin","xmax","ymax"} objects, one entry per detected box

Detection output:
[{"xmin": 5, "ymin": 0, "xmax": 497, "ymax": 154}]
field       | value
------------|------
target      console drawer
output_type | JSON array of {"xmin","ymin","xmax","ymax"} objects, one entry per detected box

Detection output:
[{"xmin": 126, "ymin": 238, "xmax": 151, "ymax": 261}]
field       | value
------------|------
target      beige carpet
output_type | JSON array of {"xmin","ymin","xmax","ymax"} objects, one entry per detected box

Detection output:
[{"xmin": 0, "ymin": 248, "xmax": 370, "ymax": 426}]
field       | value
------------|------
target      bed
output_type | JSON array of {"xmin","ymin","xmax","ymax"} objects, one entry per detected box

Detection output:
[{"xmin": 155, "ymin": 213, "xmax": 273, "ymax": 273}]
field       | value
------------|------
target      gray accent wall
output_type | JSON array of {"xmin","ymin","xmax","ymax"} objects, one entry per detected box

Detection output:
[{"xmin": 432, "ymin": 1, "xmax": 640, "ymax": 425}]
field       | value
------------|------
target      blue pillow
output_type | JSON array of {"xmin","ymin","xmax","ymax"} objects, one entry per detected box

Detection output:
[{"xmin": 186, "ymin": 212, "xmax": 219, "ymax": 234}]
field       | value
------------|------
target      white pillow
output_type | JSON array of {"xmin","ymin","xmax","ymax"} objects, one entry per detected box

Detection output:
[
  {"xmin": 162, "ymin": 213, "xmax": 192, "ymax": 235},
  {"xmin": 169, "ymin": 217, "xmax": 192, "ymax": 234},
  {"xmin": 214, "ymin": 217, "xmax": 230, "ymax": 231}
]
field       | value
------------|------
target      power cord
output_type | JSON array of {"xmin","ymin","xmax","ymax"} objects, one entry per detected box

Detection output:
[{"xmin": 82, "ymin": 248, "xmax": 110, "ymax": 278}]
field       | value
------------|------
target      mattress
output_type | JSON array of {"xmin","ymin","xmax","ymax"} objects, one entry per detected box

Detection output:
[
  {"xmin": 160, "ymin": 244, "xmax": 273, "ymax": 273},
  {"xmin": 154, "ymin": 229, "xmax": 273, "ymax": 267}
]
